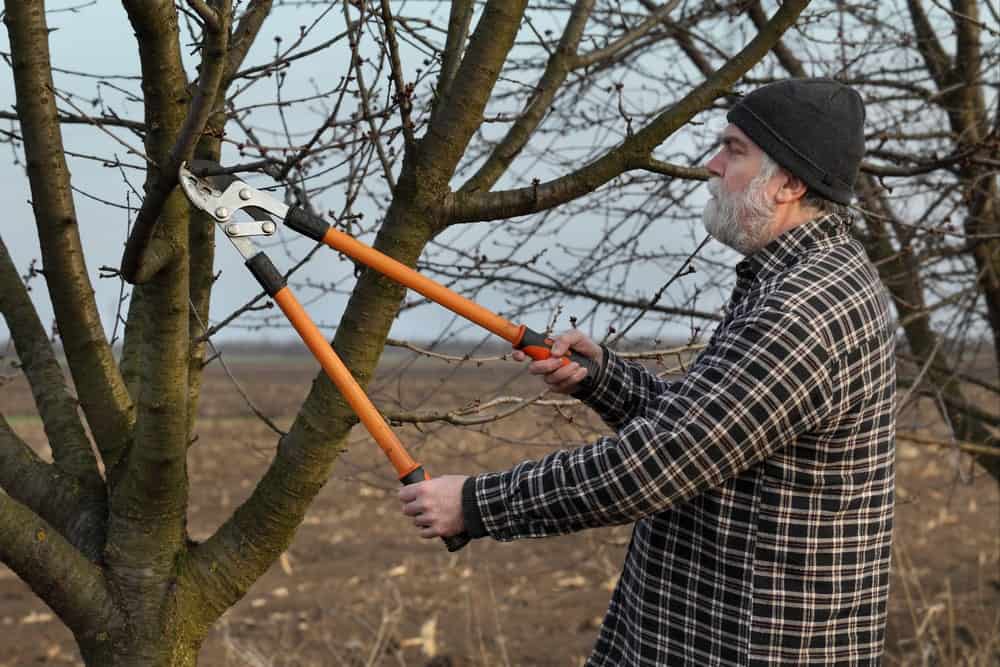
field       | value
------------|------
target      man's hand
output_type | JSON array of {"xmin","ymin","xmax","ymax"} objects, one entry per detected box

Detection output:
[
  {"xmin": 398, "ymin": 475, "xmax": 468, "ymax": 539},
  {"xmin": 512, "ymin": 329, "xmax": 603, "ymax": 394}
]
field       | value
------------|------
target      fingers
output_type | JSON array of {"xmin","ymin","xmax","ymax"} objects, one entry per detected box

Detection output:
[
  {"xmin": 527, "ymin": 356, "xmax": 566, "ymax": 376},
  {"xmin": 532, "ymin": 360, "xmax": 582, "ymax": 392},
  {"xmin": 534, "ymin": 363, "xmax": 587, "ymax": 394},
  {"xmin": 558, "ymin": 330, "xmax": 602, "ymax": 360},
  {"xmin": 398, "ymin": 482, "xmax": 421, "ymax": 503},
  {"xmin": 398, "ymin": 475, "xmax": 467, "ymax": 540},
  {"xmin": 547, "ymin": 331, "xmax": 577, "ymax": 358}
]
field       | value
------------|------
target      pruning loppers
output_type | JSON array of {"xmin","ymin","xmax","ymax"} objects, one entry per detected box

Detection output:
[{"xmin": 178, "ymin": 160, "xmax": 599, "ymax": 550}]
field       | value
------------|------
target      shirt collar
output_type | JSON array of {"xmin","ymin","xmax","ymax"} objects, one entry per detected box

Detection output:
[{"xmin": 735, "ymin": 213, "xmax": 849, "ymax": 282}]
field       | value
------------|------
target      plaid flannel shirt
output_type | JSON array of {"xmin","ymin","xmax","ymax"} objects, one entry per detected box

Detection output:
[{"xmin": 462, "ymin": 214, "xmax": 896, "ymax": 665}]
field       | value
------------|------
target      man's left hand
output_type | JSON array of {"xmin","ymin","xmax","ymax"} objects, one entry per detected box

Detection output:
[{"xmin": 398, "ymin": 475, "xmax": 468, "ymax": 539}]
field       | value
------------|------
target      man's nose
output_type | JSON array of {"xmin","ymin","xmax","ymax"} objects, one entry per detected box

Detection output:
[{"xmin": 705, "ymin": 152, "xmax": 724, "ymax": 177}]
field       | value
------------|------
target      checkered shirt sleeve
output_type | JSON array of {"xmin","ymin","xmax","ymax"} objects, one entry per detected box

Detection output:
[{"xmin": 472, "ymin": 306, "xmax": 834, "ymax": 537}]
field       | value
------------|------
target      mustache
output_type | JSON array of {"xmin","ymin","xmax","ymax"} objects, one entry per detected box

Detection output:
[{"xmin": 707, "ymin": 177, "xmax": 721, "ymax": 198}]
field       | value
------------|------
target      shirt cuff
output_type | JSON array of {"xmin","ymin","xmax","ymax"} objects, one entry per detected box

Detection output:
[
  {"xmin": 461, "ymin": 476, "xmax": 488, "ymax": 539},
  {"xmin": 569, "ymin": 344, "xmax": 611, "ymax": 401}
]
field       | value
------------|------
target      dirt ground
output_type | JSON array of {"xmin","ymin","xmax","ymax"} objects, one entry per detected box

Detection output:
[{"xmin": 1, "ymin": 352, "xmax": 998, "ymax": 666}]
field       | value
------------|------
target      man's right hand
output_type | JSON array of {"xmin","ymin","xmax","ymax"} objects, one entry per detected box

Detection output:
[{"xmin": 512, "ymin": 329, "xmax": 603, "ymax": 395}]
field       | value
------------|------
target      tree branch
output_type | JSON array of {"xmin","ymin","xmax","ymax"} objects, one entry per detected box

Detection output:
[
  {"xmin": 0, "ymin": 236, "xmax": 100, "ymax": 487},
  {"xmin": 420, "ymin": 266, "xmax": 723, "ymax": 322},
  {"xmin": 445, "ymin": 0, "xmax": 811, "ymax": 224},
  {"xmin": 747, "ymin": 0, "xmax": 807, "ymax": 78},
  {"xmin": 0, "ymin": 110, "xmax": 145, "ymax": 132},
  {"xmin": 906, "ymin": 0, "xmax": 954, "ymax": 89},
  {"xmin": 379, "ymin": 0, "xmax": 415, "ymax": 149},
  {"xmin": 119, "ymin": 0, "xmax": 232, "ymax": 283},
  {"xmin": 0, "ymin": 416, "xmax": 106, "ymax": 561},
  {"xmin": 459, "ymin": 0, "xmax": 596, "ymax": 195},
  {"xmin": 185, "ymin": 0, "xmax": 221, "ymax": 32},
  {"xmin": 225, "ymin": 0, "xmax": 273, "ymax": 83},
  {"xmin": 4, "ymin": 0, "xmax": 135, "ymax": 470},
  {"xmin": 110, "ymin": 1, "xmax": 233, "ymax": 577},
  {"xmin": 431, "ymin": 0, "xmax": 474, "ymax": 119},
  {"xmin": 418, "ymin": 0, "xmax": 530, "ymax": 192},
  {"xmin": 0, "ymin": 490, "xmax": 120, "ymax": 641},
  {"xmin": 574, "ymin": 0, "xmax": 681, "ymax": 69},
  {"xmin": 343, "ymin": 0, "xmax": 397, "ymax": 191},
  {"xmin": 635, "ymin": 157, "xmax": 710, "ymax": 180}
]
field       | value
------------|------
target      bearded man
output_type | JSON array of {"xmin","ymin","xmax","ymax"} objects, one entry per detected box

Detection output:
[{"xmin": 400, "ymin": 79, "xmax": 896, "ymax": 666}]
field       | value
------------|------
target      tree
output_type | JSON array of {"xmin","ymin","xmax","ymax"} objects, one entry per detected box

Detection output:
[{"xmin": 0, "ymin": 1, "xmax": 814, "ymax": 664}]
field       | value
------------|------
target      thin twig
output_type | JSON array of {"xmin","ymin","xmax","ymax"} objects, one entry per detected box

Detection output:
[
  {"xmin": 189, "ymin": 299, "xmax": 287, "ymax": 437},
  {"xmin": 379, "ymin": 0, "xmax": 415, "ymax": 148},
  {"xmin": 606, "ymin": 235, "xmax": 709, "ymax": 346},
  {"xmin": 49, "ymin": 87, "xmax": 152, "ymax": 163}
]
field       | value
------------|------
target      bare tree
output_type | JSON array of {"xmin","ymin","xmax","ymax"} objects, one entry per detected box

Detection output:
[{"xmin": 0, "ymin": 1, "xmax": 814, "ymax": 664}]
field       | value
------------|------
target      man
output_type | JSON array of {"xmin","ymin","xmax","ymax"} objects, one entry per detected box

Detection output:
[{"xmin": 400, "ymin": 79, "xmax": 895, "ymax": 665}]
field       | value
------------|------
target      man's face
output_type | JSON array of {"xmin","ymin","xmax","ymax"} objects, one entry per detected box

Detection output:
[{"xmin": 702, "ymin": 125, "xmax": 779, "ymax": 255}]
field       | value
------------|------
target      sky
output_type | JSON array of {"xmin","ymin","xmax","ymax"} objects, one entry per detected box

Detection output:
[{"xmin": 0, "ymin": 1, "xmax": 725, "ymax": 351}]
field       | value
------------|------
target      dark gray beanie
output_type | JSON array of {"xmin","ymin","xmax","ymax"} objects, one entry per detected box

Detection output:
[{"xmin": 727, "ymin": 78, "xmax": 865, "ymax": 205}]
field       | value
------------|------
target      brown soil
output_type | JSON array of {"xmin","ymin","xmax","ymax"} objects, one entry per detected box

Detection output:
[{"xmin": 1, "ymin": 355, "xmax": 997, "ymax": 666}]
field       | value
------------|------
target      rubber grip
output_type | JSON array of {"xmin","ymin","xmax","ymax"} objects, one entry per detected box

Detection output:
[
  {"xmin": 246, "ymin": 252, "xmax": 286, "ymax": 297},
  {"xmin": 400, "ymin": 467, "xmax": 471, "ymax": 552},
  {"xmin": 285, "ymin": 205, "xmax": 331, "ymax": 242},
  {"xmin": 515, "ymin": 327, "xmax": 599, "ymax": 389}
]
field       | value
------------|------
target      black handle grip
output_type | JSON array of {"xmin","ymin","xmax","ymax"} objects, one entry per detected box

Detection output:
[
  {"xmin": 400, "ymin": 467, "xmax": 471, "ymax": 552},
  {"xmin": 284, "ymin": 205, "xmax": 331, "ymax": 242},
  {"xmin": 515, "ymin": 327, "xmax": 598, "ymax": 391}
]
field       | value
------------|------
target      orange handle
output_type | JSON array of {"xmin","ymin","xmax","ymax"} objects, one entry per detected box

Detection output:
[
  {"xmin": 272, "ymin": 287, "xmax": 421, "ymax": 480},
  {"xmin": 320, "ymin": 227, "xmax": 524, "ymax": 344}
]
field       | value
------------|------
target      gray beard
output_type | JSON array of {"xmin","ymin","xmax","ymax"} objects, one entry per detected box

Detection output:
[{"xmin": 702, "ymin": 175, "xmax": 776, "ymax": 256}]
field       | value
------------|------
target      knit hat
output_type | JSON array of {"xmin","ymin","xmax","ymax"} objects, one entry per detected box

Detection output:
[{"xmin": 727, "ymin": 78, "xmax": 865, "ymax": 205}]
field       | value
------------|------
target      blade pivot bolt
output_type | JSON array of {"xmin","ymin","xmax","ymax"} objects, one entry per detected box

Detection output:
[
  {"xmin": 239, "ymin": 188, "xmax": 253, "ymax": 200},
  {"xmin": 215, "ymin": 207, "xmax": 230, "ymax": 220},
  {"xmin": 262, "ymin": 222, "xmax": 277, "ymax": 234}
]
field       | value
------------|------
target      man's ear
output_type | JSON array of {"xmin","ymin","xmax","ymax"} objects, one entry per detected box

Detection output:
[{"xmin": 774, "ymin": 172, "xmax": 808, "ymax": 204}]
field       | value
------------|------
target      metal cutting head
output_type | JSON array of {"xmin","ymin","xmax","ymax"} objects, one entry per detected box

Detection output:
[{"xmin": 179, "ymin": 160, "xmax": 287, "ymax": 260}]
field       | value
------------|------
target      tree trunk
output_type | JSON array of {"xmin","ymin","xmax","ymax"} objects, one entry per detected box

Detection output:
[{"xmin": 77, "ymin": 632, "xmax": 204, "ymax": 667}]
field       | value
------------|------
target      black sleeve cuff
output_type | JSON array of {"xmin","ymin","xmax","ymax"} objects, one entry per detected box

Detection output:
[
  {"xmin": 461, "ymin": 476, "xmax": 488, "ymax": 539},
  {"xmin": 570, "ymin": 344, "xmax": 610, "ymax": 401}
]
